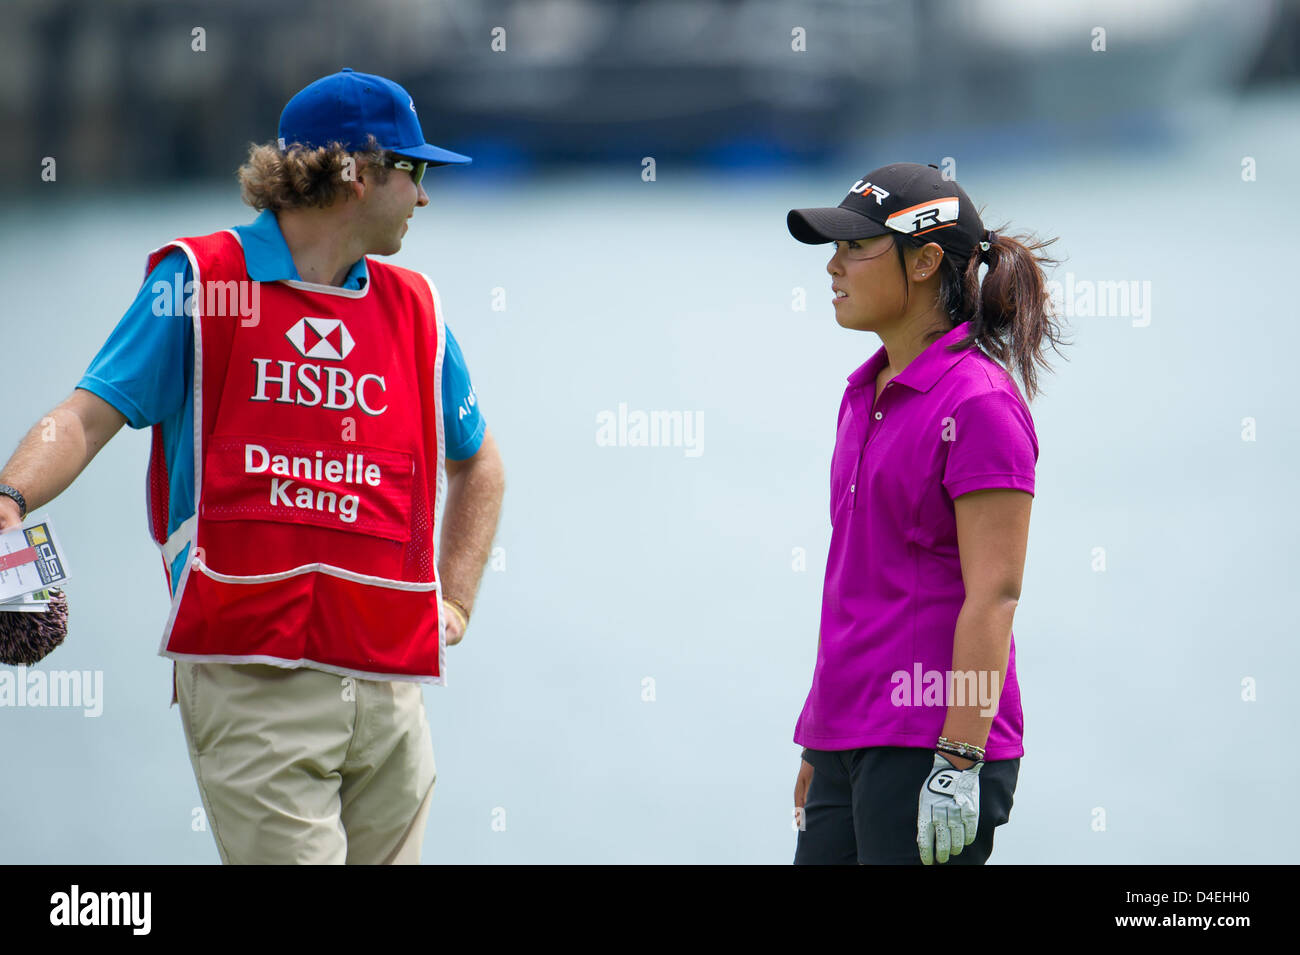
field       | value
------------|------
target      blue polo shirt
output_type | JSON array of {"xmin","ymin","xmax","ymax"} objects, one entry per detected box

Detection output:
[{"xmin": 76, "ymin": 209, "xmax": 485, "ymax": 595}]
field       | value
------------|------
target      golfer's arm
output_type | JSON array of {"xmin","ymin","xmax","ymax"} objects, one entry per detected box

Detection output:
[
  {"xmin": 940, "ymin": 488, "xmax": 1032, "ymax": 767},
  {"xmin": 0, "ymin": 388, "xmax": 127, "ymax": 514},
  {"xmin": 437, "ymin": 426, "xmax": 504, "ymax": 614},
  {"xmin": 940, "ymin": 598, "xmax": 1016, "ymax": 765}
]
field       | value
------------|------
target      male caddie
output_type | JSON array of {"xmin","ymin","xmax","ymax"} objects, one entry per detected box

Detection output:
[{"xmin": 0, "ymin": 69, "xmax": 505, "ymax": 864}]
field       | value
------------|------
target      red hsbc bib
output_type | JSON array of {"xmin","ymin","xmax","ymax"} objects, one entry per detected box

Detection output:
[{"xmin": 144, "ymin": 228, "xmax": 447, "ymax": 683}]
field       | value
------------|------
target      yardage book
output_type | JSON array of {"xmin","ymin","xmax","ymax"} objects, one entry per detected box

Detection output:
[{"xmin": 0, "ymin": 517, "xmax": 70, "ymax": 608}]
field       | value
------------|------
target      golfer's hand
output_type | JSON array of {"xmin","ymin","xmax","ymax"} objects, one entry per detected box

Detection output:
[
  {"xmin": 444, "ymin": 609, "xmax": 465, "ymax": 646},
  {"xmin": 917, "ymin": 753, "xmax": 981, "ymax": 865},
  {"xmin": 794, "ymin": 757, "xmax": 814, "ymax": 810}
]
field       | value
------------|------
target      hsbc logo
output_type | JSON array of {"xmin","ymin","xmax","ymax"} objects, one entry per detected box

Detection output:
[
  {"xmin": 849, "ymin": 179, "xmax": 890, "ymax": 205},
  {"xmin": 251, "ymin": 317, "xmax": 386, "ymax": 416},
  {"xmin": 287, "ymin": 316, "xmax": 355, "ymax": 361},
  {"xmin": 251, "ymin": 359, "xmax": 388, "ymax": 416}
]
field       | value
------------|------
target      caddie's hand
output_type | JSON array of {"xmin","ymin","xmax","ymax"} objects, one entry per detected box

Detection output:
[
  {"xmin": 444, "ymin": 609, "xmax": 465, "ymax": 646},
  {"xmin": 0, "ymin": 496, "xmax": 22, "ymax": 533},
  {"xmin": 917, "ymin": 752, "xmax": 981, "ymax": 865}
]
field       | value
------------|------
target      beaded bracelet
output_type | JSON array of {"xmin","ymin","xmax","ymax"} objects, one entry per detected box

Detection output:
[{"xmin": 936, "ymin": 736, "xmax": 986, "ymax": 760}]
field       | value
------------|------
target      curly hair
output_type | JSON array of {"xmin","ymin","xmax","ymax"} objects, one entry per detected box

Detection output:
[{"xmin": 237, "ymin": 133, "xmax": 393, "ymax": 212}]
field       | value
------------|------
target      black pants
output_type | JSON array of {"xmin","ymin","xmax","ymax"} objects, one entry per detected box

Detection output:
[{"xmin": 794, "ymin": 746, "xmax": 1019, "ymax": 865}]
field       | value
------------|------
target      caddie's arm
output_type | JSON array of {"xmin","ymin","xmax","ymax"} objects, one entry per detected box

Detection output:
[
  {"xmin": 0, "ymin": 388, "xmax": 127, "ymax": 532},
  {"xmin": 437, "ymin": 425, "xmax": 504, "ymax": 645}
]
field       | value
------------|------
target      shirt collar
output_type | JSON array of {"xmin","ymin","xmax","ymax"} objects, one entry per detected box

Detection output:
[
  {"xmin": 233, "ymin": 208, "xmax": 370, "ymax": 289},
  {"xmin": 847, "ymin": 321, "xmax": 974, "ymax": 394}
]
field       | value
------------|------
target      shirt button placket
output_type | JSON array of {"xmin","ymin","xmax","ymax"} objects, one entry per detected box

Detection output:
[
  {"xmin": 854, "ymin": 384, "xmax": 890, "ymax": 498},
  {"xmin": 856, "ymin": 396, "xmax": 885, "ymax": 495}
]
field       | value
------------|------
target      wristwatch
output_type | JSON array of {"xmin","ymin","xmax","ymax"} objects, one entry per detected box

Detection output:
[{"xmin": 0, "ymin": 484, "xmax": 27, "ymax": 520}]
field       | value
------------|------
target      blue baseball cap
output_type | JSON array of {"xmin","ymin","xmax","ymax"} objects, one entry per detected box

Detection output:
[{"xmin": 277, "ymin": 67, "xmax": 471, "ymax": 167}]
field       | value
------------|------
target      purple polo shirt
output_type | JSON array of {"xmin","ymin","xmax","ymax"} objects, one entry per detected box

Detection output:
[{"xmin": 794, "ymin": 320, "xmax": 1038, "ymax": 760}]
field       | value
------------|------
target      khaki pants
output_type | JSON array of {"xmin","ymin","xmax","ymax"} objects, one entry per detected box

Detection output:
[{"xmin": 174, "ymin": 661, "xmax": 436, "ymax": 864}]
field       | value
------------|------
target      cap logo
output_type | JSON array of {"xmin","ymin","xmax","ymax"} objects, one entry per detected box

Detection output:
[
  {"xmin": 886, "ymin": 197, "xmax": 959, "ymax": 236},
  {"xmin": 849, "ymin": 179, "xmax": 890, "ymax": 205},
  {"xmin": 408, "ymin": 96, "xmax": 417, "ymax": 114},
  {"xmin": 286, "ymin": 316, "xmax": 355, "ymax": 361}
]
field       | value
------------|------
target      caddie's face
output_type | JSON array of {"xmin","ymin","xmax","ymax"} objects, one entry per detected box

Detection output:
[
  {"xmin": 360, "ymin": 158, "xmax": 429, "ymax": 256},
  {"xmin": 826, "ymin": 235, "xmax": 905, "ymax": 332}
]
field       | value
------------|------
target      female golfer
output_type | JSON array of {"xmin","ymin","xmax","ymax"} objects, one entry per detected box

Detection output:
[{"xmin": 786, "ymin": 162, "xmax": 1065, "ymax": 865}]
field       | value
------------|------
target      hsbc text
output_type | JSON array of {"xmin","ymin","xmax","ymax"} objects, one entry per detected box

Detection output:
[{"xmin": 251, "ymin": 359, "xmax": 389, "ymax": 415}]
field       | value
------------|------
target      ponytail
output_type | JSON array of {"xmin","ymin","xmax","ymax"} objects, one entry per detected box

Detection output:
[
  {"xmin": 903, "ymin": 223, "xmax": 1070, "ymax": 403},
  {"xmin": 955, "ymin": 225, "xmax": 1069, "ymax": 402}
]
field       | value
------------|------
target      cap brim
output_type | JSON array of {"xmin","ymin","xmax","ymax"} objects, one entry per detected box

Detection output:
[
  {"xmin": 393, "ymin": 143, "xmax": 473, "ymax": 166},
  {"xmin": 787, "ymin": 207, "xmax": 889, "ymax": 244}
]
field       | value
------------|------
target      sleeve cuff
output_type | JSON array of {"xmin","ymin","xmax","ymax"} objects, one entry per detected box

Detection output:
[
  {"xmin": 944, "ymin": 472, "xmax": 1035, "ymax": 499},
  {"xmin": 75, "ymin": 377, "xmax": 148, "ymax": 430},
  {"xmin": 446, "ymin": 416, "xmax": 486, "ymax": 462}
]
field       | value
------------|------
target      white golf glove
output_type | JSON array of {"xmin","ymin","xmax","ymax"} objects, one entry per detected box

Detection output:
[{"xmin": 917, "ymin": 752, "xmax": 982, "ymax": 865}]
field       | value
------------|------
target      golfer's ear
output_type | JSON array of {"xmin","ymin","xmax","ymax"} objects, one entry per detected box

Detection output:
[{"xmin": 915, "ymin": 242, "xmax": 945, "ymax": 278}]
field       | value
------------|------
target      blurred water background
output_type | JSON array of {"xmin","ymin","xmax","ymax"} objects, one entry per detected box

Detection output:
[{"xmin": 1, "ymin": 0, "xmax": 1297, "ymax": 864}]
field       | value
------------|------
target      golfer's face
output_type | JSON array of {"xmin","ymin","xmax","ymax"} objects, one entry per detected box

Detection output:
[{"xmin": 826, "ymin": 235, "xmax": 902, "ymax": 332}]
